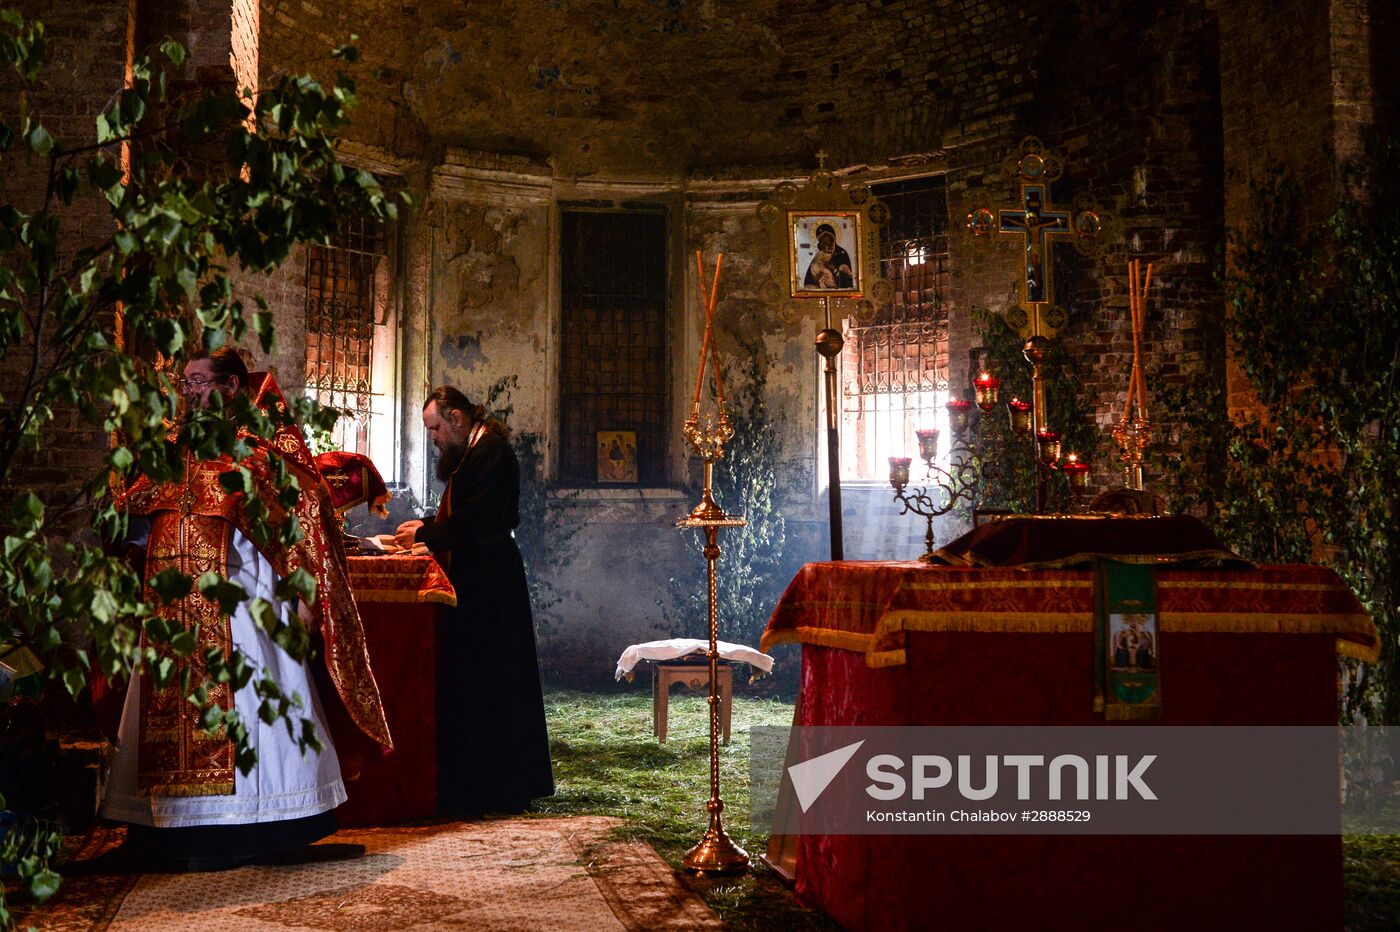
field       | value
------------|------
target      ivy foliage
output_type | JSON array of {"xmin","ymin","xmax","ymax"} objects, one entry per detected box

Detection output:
[
  {"xmin": 1156, "ymin": 143, "xmax": 1400, "ymax": 724},
  {"xmin": 0, "ymin": 9, "xmax": 401, "ymax": 917},
  {"xmin": 481, "ymin": 374, "xmax": 585, "ymax": 627}
]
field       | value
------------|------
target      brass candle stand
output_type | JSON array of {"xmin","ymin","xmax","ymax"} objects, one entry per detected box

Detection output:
[
  {"xmin": 1111, "ymin": 412, "xmax": 1151, "ymax": 491},
  {"xmin": 677, "ymin": 411, "xmax": 749, "ymax": 875},
  {"xmin": 677, "ymin": 251, "xmax": 748, "ymax": 876},
  {"xmin": 888, "ymin": 421, "xmax": 983, "ymax": 560},
  {"xmin": 888, "ymin": 337, "xmax": 1098, "ymax": 545}
]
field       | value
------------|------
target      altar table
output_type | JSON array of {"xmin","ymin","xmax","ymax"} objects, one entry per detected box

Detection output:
[
  {"xmin": 335, "ymin": 554, "xmax": 455, "ymax": 826},
  {"xmin": 759, "ymin": 560, "xmax": 1378, "ymax": 930}
]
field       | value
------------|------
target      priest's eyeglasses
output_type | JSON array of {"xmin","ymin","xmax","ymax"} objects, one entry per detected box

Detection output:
[{"xmin": 178, "ymin": 376, "xmax": 226, "ymax": 389}]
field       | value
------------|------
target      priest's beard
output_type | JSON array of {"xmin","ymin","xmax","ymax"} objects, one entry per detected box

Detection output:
[{"xmin": 435, "ymin": 441, "xmax": 466, "ymax": 482}]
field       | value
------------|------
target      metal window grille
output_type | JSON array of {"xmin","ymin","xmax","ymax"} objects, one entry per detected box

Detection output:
[
  {"xmin": 843, "ymin": 176, "xmax": 951, "ymax": 479},
  {"xmin": 558, "ymin": 209, "xmax": 668, "ymax": 485},
  {"xmin": 304, "ymin": 217, "xmax": 386, "ymax": 453}
]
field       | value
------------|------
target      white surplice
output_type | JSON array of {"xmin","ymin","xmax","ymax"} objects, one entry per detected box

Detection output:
[{"xmin": 101, "ymin": 529, "xmax": 346, "ymax": 827}]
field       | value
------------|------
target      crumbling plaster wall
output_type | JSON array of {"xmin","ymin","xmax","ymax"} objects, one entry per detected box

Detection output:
[
  {"xmin": 4, "ymin": 2, "xmax": 1386, "ymax": 681},
  {"xmin": 244, "ymin": 0, "xmax": 1242, "ymax": 671}
]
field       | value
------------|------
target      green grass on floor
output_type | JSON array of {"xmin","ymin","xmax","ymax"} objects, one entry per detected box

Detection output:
[
  {"xmin": 1345, "ymin": 835, "xmax": 1400, "ymax": 930},
  {"xmin": 531, "ymin": 686, "xmax": 835, "ymax": 930},
  {"xmin": 528, "ymin": 686, "xmax": 1400, "ymax": 929}
]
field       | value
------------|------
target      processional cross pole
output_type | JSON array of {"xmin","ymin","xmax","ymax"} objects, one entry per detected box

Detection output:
[
  {"xmin": 677, "ymin": 250, "xmax": 749, "ymax": 876},
  {"xmin": 807, "ymin": 149, "xmax": 846, "ymax": 561},
  {"xmin": 968, "ymin": 137, "xmax": 1100, "ymax": 511},
  {"xmin": 816, "ymin": 294, "xmax": 844, "ymax": 560}
]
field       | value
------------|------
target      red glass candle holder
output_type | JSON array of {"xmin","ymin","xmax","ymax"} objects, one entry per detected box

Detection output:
[
  {"xmin": 888, "ymin": 456, "xmax": 913, "ymax": 491},
  {"xmin": 1036, "ymin": 429, "xmax": 1061, "ymax": 467},
  {"xmin": 1007, "ymin": 397, "xmax": 1032, "ymax": 435},
  {"xmin": 915, "ymin": 428, "xmax": 940, "ymax": 465},
  {"xmin": 974, "ymin": 371, "xmax": 1001, "ymax": 411},
  {"xmin": 946, "ymin": 399, "xmax": 973, "ymax": 436},
  {"xmin": 1063, "ymin": 453, "xmax": 1090, "ymax": 491}
]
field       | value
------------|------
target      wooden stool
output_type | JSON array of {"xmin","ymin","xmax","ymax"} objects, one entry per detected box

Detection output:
[{"xmin": 653, "ymin": 659, "xmax": 732, "ymax": 744}]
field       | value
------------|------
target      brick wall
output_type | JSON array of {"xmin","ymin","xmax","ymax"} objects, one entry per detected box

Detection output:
[
  {"xmin": 231, "ymin": 0, "xmax": 259, "ymax": 101},
  {"xmin": 0, "ymin": 1, "xmax": 128, "ymax": 514}
]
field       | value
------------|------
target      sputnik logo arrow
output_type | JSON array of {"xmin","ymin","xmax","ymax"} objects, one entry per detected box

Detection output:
[{"xmin": 788, "ymin": 740, "xmax": 865, "ymax": 812}]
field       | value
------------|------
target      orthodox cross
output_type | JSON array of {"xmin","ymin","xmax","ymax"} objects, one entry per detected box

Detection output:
[{"xmin": 967, "ymin": 137, "xmax": 1100, "ymax": 338}]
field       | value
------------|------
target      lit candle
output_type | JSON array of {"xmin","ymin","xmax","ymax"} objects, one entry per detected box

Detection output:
[
  {"xmin": 915, "ymin": 428, "xmax": 940, "ymax": 465},
  {"xmin": 1007, "ymin": 397, "xmax": 1032, "ymax": 435},
  {"xmin": 946, "ymin": 399, "xmax": 973, "ymax": 436},
  {"xmin": 1036, "ymin": 429, "xmax": 1061, "ymax": 467},
  {"xmin": 1063, "ymin": 452, "xmax": 1090, "ymax": 490},
  {"xmin": 973, "ymin": 370, "xmax": 1001, "ymax": 411},
  {"xmin": 888, "ymin": 456, "xmax": 913, "ymax": 491}
]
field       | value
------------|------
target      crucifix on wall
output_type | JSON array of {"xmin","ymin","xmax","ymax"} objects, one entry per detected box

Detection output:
[{"xmin": 967, "ymin": 136, "xmax": 1102, "ymax": 338}]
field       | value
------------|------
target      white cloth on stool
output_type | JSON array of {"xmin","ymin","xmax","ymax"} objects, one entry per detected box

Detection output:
[{"xmin": 614, "ymin": 637, "xmax": 773, "ymax": 681}]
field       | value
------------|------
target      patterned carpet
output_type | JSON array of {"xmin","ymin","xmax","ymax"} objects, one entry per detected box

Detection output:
[{"xmin": 24, "ymin": 816, "xmax": 721, "ymax": 931}]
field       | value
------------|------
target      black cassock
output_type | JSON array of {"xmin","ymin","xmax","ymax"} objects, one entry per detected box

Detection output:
[{"xmin": 415, "ymin": 426, "xmax": 555, "ymax": 816}]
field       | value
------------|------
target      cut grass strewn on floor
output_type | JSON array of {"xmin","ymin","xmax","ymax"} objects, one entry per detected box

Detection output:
[
  {"xmin": 533, "ymin": 686, "xmax": 836, "ymax": 930},
  {"xmin": 1345, "ymin": 834, "xmax": 1400, "ymax": 930},
  {"xmin": 531, "ymin": 687, "xmax": 1400, "ymax": 928}
]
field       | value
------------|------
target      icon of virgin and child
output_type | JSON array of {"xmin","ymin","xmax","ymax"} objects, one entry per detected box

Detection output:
[{"xmin": 803, "ymin": 222, "xmax": 855, "ymax": 290}]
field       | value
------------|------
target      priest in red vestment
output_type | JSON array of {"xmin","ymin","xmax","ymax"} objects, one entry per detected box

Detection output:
[{"xmin": 101, "ymin": 348, "xmax": 391, "ymax": 871}]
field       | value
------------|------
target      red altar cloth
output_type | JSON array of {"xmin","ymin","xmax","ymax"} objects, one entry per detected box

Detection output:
[
  {"xmin": 335, "ymin": 554, "xmax": 455, "ymax": 826},
  {"xmin": 761, "ymin": 561, "xmax": 1377, "ymax": 931}
]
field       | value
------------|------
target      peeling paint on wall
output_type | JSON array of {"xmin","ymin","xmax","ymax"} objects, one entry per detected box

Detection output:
[{"xmin": 441, "ymin": 330, "xmax": 486, "ymax": 371}]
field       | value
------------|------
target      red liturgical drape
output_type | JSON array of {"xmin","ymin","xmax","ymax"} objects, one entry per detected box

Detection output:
[
  {"xmin": 761, "ymin": 561, "xmax": 1377, "ymax": 931},
  {"xmin": 334, "ymin": 555, "xmax": 456, "ymax": 826}
]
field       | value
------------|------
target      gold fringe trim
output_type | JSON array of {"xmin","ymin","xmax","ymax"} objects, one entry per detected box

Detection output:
[
  {"xmin": 899, "ymin": 579, "xmax": 1094, "ymax": 592},
  {"xmin": 765, "ymin": 611, "xmax": 1378, "ymax": 664},
  {"xmin": 1339, "ymin": 639, "xmax": 1382, "ymax": 664},
  {"xmin": 1158, "ymin": 581, "xmax": 1340, "ymax": 592},
  {"xmin": 353, "ymin": 589, "xmax": 458, "ymax": 606},
  {"xmin": 759, "ymin": 626, "xmax": 874, "ymax": 655},
  {"xmin": 868, "ymin": 649, "xmax": 909, "ymax": 668},
  {"xmin": 1158, "ymin": 610, "xmax": 1376, "ymax": 637},
  {"xmin": 879, "ymin": 611, "xmax": 1092, "ymax": 635}
]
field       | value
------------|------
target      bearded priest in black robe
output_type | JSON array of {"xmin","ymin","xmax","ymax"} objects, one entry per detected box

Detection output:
[{"xmin": 396, "ymin": 386, "xmax": 555, "ymax": 817}]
